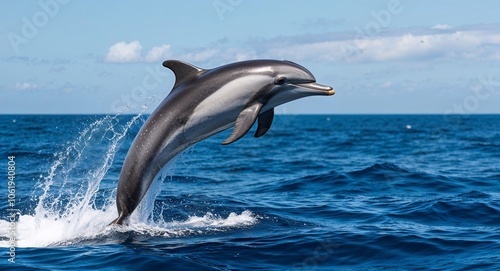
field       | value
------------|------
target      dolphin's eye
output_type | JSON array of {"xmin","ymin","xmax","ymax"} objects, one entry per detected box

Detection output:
[{"xmin": 275, "ymin": 77, "xmax": 286, "ymax": 85}]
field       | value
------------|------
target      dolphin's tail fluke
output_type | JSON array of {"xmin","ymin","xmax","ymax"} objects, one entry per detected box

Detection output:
[
  {"xmin": 109, "ymin": 213, "xmax": 127, "ymax": 225},
  {"xmin": 109, "ymin": 217, "xmax": 121, "ymax": 225}
]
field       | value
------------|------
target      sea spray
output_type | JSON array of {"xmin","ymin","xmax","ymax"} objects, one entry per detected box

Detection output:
[
  {"xmin": 129, "ymin": 161, "xmax": 176, "ymax": 224},
  {"xmin": 15, "ymin": 114, "xmax": 144, "ymax": 246}
]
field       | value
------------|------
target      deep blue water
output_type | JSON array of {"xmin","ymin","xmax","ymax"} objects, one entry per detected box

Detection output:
[{"xmin": 0, "ymin": 114, "xmax": 499, "ymax": 270}]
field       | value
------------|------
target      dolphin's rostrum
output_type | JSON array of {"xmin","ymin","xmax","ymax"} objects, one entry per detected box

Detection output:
[{"xmin": 111, "ymin": 59, "xmax": 334, "ymax": 225}]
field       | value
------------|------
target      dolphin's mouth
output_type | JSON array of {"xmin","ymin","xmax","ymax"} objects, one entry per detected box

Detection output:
[{"xmin": 292, "ymin": 82, "xmax": 335, "ymax": 96}]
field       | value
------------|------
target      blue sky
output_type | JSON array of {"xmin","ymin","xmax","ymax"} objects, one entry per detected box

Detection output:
[{"xmin": 1, "ymin": 0, "xmax": 500, "ymax": 114}]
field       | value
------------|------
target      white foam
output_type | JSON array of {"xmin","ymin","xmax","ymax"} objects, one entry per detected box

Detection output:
[
  {"xmin": 0, "ymin": 207, "xmax": 116, "ymax": 247},
  {"xmin": 115, "ymin": 210, "xmax": 258, "ymax": 238},
  {"xmin": 0, "ymin": 208, "xmax": 257, "ymax": 247},
  {"xmin": 166, "ymin": 210, "xmax": 256, "ymax": 228}
]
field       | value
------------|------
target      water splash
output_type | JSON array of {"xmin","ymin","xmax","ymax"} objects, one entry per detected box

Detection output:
[
  {"xmin": 34, "ymin": 115, "xmax": 132, "ymax": 219},
  {"xmin": 0, "ymin": 113, "xmax": 257, "ymax": 248},
  {"xmin": 0, "ymin": 114, "xmax": 142, "ymax": 247}
]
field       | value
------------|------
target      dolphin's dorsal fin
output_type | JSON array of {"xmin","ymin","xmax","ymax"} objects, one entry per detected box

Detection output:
[
  {"xmin": 221, "ymin": 103, "xmax": 263, "ymax": 145},
  {"xmin": 254, "ymin": 108, "xmax": 274, "ymax": 138},
  {"xmin": 163, "ymin": 60, "xmax": 205, "ymax": 89}
]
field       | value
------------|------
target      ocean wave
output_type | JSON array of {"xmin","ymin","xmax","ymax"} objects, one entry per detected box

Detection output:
[
  {"xmin": 491, "ymin": 174, "xmax": 500, "ymax": 180},
  {"xmin": 268, "ymin": 162, "xmax": 476, "ymax": 195},
  {"xmin": 457, "ymin": 190, "xmax": 492, "ymax": 199},
  {"xmin": 389, "ymin": 197, "xmax": 500, "ymax": 227}
]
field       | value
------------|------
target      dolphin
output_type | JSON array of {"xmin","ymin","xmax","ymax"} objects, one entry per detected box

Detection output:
[{"xmin": 111, "ymin": 59, "xmax": 334, "ymax": 225}]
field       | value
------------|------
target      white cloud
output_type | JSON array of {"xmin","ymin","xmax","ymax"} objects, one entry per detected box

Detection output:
[
  {"xmin": 431, "ymin": 24, "xmax": 452, "ymax": 30},
  {"xmin": 178, "ymin": 48, "xmax": 258, "ymax": 66},
  {"xmin": 356, "ymin": 30, "xmax": 500, "ymax": 62},
  {"xmin": 234, "ymin": 51, "xmax": 257, "ymax": 61},
  {"xmin": 264, "ymin": 26, "xmax": 500, "ymax": 63},
  {"xmin": 105, "ymin": 41, "xmax": 142, "ymax": 63},
  {"xmin": 104, "ymin": 40, "xmax": 256, "ymax": 66},
  {"xmin": 181, "ymin": 49, "xmax": 219, "ymax": 62},
  {"xmin": 381, "ymin": 81, "xmax": 393, "ymax": 88},
  {"xmin": 144, "ymin": 44, "xmax": 172, "ymax": 63},
  {"xmin": 103, "ymin": 25, "xmax": 500, "ymax": 66},
  {"xmin": 14, "ymin": 82, "xmax": 39, "ymax": 90},
  {"xmin": 105, "ymin": 42, "xmax": 174, "ymax": 63}
]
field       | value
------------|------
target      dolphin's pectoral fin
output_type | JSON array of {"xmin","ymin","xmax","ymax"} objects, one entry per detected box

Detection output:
[
  {"xmin": 254, "ymin": 108, "xmax": 274, "ymax": 138},
  {"xmin": 162, "ymin": 60, "xmax": 205, "ymax": 89},
  {"xmin": 221, "ymin": 103, "xmax": 263, "ymax": 145}
]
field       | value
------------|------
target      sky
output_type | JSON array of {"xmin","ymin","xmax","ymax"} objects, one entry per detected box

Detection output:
[{"xmin": 1, "ymin": 0, "xmax": 500, "ymax": 114}]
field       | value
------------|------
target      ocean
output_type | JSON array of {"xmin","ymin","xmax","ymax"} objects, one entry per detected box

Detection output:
[{"xmin": 0, "ymin": 114, "xmax": 499, "ymax": 270}]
